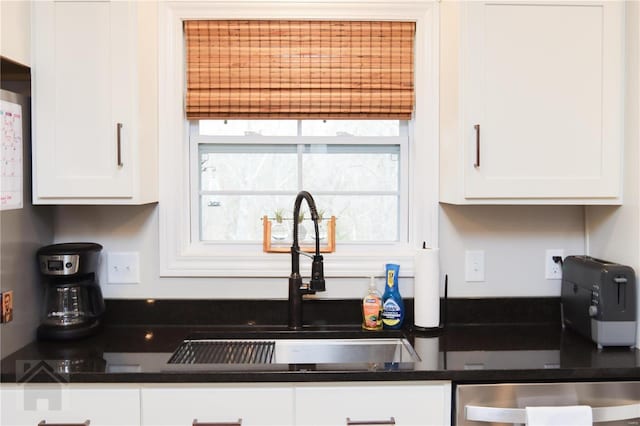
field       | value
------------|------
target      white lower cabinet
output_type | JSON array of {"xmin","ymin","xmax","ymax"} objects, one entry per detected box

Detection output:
[
  {"xmin": 295, "ymin": 381, "xmax": 451, "ymax": 426},
  {"xmin": 1, "ymin": 381, "xmax": 451, "ymax": 426},
  {"xmin": 141, "ymin": 384, "xmax": 295, "ymax": 426},
  {"xmin": 0, "ymin": 384, "xmax": 140, "ymax": 426},
  {"xmin": 141, "ymin": 381, "xmax": 451, "ymax": 426}
]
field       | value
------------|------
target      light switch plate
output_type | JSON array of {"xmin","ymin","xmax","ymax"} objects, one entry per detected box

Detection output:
[
  {"xmin": 107, "ymin": 252, "xmax": 140, "ymax": 284},
  {"xmin": 465, "ymin": 250, "xmax": 485, "ymax": 282}
]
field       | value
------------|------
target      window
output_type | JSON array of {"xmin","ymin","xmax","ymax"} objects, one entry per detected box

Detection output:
[
  {"xmin": 191, "ymin": 120, "xmax": 408, "ymax": 245},
  {"xmin": 158, "ymin": 1, "xmax": 438, "ymax": 277}
]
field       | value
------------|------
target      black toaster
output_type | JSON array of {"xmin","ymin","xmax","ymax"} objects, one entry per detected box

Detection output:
[{"xmin": 561, "ymin": 256, "xmax": 636, "ymax": 348}]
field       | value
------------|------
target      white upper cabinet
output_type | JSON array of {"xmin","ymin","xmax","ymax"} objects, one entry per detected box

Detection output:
[
  {"xmin": 440, "ymin": 1, "xmax": 624, "ymax": 204},
  {"xmin": 31, "ymin": 0, "xmax": 158, "ymax": 204},
  {"xmin": 0, "ymin": 0, "xmax": 31, "ymax": 66}
]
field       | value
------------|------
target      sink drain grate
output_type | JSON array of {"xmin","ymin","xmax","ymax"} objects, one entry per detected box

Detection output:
[{"xmin": 168, "ymin": 340, "xmax": 275, "ymax": 364}]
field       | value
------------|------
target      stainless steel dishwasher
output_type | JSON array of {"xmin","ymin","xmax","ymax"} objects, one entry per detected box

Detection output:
[{"xmin": 456, "ymin": 382, "xmax": 640, "ymax": 425}]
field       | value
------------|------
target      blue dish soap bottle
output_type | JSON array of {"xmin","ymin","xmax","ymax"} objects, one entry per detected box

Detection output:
[{"xmin": 382, "ymin": 263, "xmax": 404, "ymax": 329}]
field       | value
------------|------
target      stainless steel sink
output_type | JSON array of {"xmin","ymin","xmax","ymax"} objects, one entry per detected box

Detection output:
[
  {"xmin": 168, "ymin": 336, "xmax": 419, "ymax": 365},
  {"xmin": 273, "ymin": 338, "xmax": 418, "ymax": 364}
]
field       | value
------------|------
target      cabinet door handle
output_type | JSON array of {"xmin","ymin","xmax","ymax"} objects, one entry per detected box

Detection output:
[
  {"xmin": 38, "ymin": 421, "xmax": 90, "ymax": 426},
  {"xmin": 192, "ymin": 419, "xmax": 242, "ymax": 426},
  {"xmin": 116, "ymin": 122, "xmax": 123, "ymax": 167},
  {"xmin": 474, "ymin": 124, "xmax": 480, "ymax": 168},
  {"xmin": 346, "ymin": 417, "xmax": 395, "ymax": 425}
]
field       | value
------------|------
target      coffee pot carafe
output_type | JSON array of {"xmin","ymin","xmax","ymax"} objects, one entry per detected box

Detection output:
[{"xmin": 37, "ymin": 243, "xmax": 105, "ymax": 340}]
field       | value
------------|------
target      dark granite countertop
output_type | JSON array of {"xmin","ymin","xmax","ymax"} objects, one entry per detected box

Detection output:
[{"xmin": 1, "ymin": 298, "xmax": 639, "ymax": 383}]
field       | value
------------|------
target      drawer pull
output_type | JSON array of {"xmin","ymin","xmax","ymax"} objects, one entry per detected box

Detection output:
[
  {"xmin": 346, "ymin": 417, "xmax": 395, "ymax": 425},
  {"xmin": 192, "ymin": 419, "xmax": 242, "ymax": 426},
  {"xmin": 38, "ymin": 421, "xmax": 90, "ymax": 426}
]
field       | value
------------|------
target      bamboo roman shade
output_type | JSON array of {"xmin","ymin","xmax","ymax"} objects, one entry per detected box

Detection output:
[{"xmin": 184, "ymin": 20, "xmax": 416, "ymax": 119}]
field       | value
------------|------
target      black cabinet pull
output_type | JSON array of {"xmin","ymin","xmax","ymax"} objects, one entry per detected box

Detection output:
[
  {"xmin": 116, "ymin": 122, "xmax": 123, "ymax": 167},
  {"xmin": 474, "ymin": 124, "xmax": 481, "ymax": 168}
]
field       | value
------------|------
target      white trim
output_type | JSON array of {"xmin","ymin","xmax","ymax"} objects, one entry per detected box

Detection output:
[
  {"xmin": 158, "ymin": 0, "xmax": 439, "ymax": 277},
  {"xmin": 189, "ymin": 124, "xmax": 202, "ymax": 243},
  {"xmin": 194, "ymin": 135, "xmax": 407, "ymax": 145}
]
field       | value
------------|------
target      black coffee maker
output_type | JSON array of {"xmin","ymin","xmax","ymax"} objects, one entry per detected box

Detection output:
[{"xmin": 37, "ymin": 243, "xmax": 105, "ymax": 340}]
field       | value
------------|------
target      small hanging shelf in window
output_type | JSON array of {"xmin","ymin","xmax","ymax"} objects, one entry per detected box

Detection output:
[{"xmin": 262, "ymin": 216, "xmax": 336, "ymax": 253}]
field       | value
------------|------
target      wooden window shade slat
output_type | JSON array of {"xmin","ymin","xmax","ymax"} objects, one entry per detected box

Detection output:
[{"xmin": 184, "ymin": 20, "xmax": 416, "ymax": 120}]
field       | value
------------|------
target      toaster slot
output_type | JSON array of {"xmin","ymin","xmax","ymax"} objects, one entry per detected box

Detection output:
[{"xmin": 614, "ymin": 275, "xmax": 628, "ymax": 309}]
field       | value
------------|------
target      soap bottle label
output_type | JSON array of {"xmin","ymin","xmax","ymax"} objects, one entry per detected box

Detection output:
[
  {"xmin": 363, "ymin": 295, "xmax": 382, "ymax": 330},
  {"xmin": 382, "ymin": 298, "xmax": 402, "ymax": 327},
  {"xmin": 387, "ymin": 268, "xmax": 395, "ymax": 288}
]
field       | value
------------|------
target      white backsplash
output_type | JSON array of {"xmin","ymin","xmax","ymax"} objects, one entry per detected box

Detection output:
[{"xmin": 52, "ymin": 203, "xmax": 585, "ymax": 299}]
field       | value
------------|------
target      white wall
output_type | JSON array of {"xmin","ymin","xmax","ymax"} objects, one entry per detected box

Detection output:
[
  {"xmin": 587, "ymin": 1, "xmax": 640, "ymax": 343},
  {"xmin": 0, "ymin": 0, "xmax": 31, "ymax": 66},
  {"xmin": 441, "ymin": 205, "xmax": 585, "ymax": 298},
  {"xmin": 53, "ymin": 203, "xmax": 586, "ymax": 299},
  {"xmin": 0, "ymin": 90, "xmax": 54, "ymax": 359}
]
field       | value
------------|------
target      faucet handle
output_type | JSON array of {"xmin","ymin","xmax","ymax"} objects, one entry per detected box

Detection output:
[{"xmin": 310, "ymin": 254, "xmax": 326, "ymax": 292}]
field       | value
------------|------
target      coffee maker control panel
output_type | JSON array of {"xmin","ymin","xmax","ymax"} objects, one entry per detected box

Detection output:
[{"xmin": 39, "ymin": 254, "xmax": 80, "ymax": 275}]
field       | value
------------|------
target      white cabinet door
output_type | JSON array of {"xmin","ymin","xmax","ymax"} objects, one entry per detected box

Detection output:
[
  {"xmin": 294, "ymin": 382, "xmax": 451, "ymax": 426},
  {"xmin": 440, "ymin": 1, "xmax": 623, "ymax": 204},
  {"xmin": 141, "ymin": 385, "xmax": 294, "ymax": 426},
  {"xmin": 0, "ymin": 385, "xmax": 140, "ymax": 426},
  {"xmin": 31, "ymin": 1, "xmax": 158, "ymax": 204},
  {"xmin": 32, "ymin": 1, "xmax": 133, "ymax": 199}
]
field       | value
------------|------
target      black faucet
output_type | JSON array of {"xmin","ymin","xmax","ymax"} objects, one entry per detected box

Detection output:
[{"xmin": 288, "ymin": 191, "xmax": 326, "ymax": 329}]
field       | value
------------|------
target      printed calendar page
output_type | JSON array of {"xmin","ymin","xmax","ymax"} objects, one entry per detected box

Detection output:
[{"xmin": 1, "ymin": 99, "xmax": 24, "ymax": 210}]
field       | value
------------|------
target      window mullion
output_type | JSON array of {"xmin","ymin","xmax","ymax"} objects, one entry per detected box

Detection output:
[
  {"xmin": 293, "ymin": 190, "xmax": 400, "ymax": 196},
  {"xmin": 297, "ymin": 120, "xmax": 303, "ymax": 190},
  {"xmin": 297, "ymin": 143, "xmax": 304, "ymax": 191},
  {"xmin": 199, "ymin": 190, "xmax": 299, "ymax": 196}
]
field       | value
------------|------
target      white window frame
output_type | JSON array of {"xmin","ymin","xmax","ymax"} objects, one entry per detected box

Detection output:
[{"xmin": 158, "ymin": 0, "xmax": 439, "ymax": 278}]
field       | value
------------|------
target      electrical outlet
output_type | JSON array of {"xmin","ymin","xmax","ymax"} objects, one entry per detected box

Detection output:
[
  {"xmin": 465, "ymin": 250, "xmax": 485, "ymax": 282},
  {"xmin": 545, "ymin": 249, "xmax": 564, "ymax": 280},
  {"xmin": 107, "ymin": 252, "xmax": 140, "ymax": 284}
]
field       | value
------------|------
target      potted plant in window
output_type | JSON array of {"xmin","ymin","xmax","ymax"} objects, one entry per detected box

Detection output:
[{"xmin": 271, "ymin": 208, "xmax": 288, "ymax": 241}]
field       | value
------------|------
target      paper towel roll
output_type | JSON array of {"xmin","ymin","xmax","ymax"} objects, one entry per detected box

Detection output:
[{"xmin": 414, "ymin": 248, "xmax": 440, "ymax": 329}]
